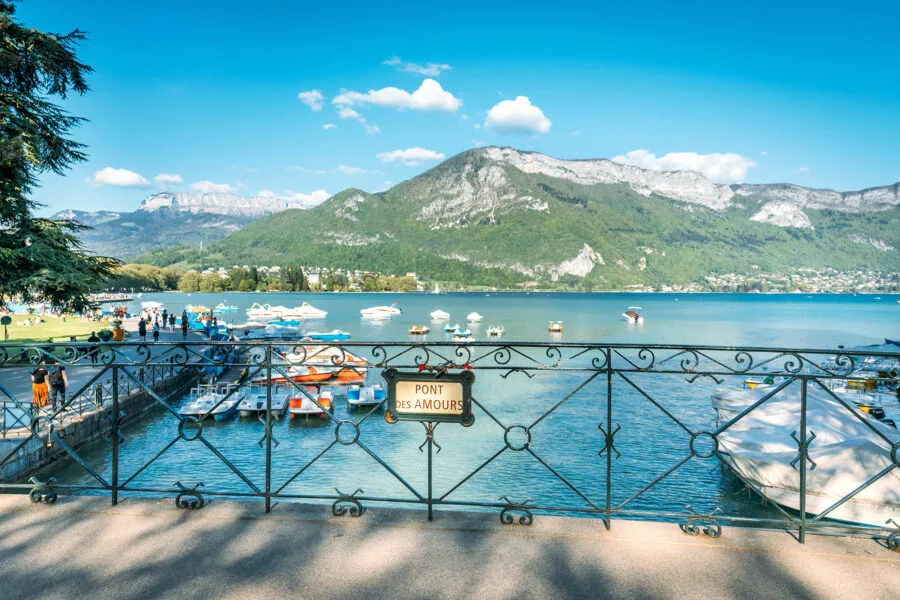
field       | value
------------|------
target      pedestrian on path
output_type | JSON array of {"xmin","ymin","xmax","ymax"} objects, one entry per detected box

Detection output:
[
  {"xmin": 48, "ymin": 363, "xmax": 68, "ymax": 410},
  {"xmin": 153, "ymin": 321, "xmax": 160, "ymax": 342},
  {"xmin": 138, "ymin": 318, "xmax": 147, "ymax": 342},
  {"xmin": 31, "ymin": 362, "xmax": 49, "ymax": 411},
  {"xmin": 181, "ymin": 314, "xmax": 188, "ymax": 339},
  {"xmin": 169, "ymin": 313, "xmax": 176, "ymax": 332},
  {"xmin": 88, "ymin": 331, "xmax": 100, "ymax": 365}
]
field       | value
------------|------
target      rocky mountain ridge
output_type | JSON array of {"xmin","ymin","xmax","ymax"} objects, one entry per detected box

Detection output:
[{"xmin": 139, "ymin": 191, "xmax": 325, "ymax": 217}]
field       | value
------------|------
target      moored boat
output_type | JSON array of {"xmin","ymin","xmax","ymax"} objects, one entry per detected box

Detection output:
[
  {"xmin": 452, "ymin": 329, "xmax": 472, "ymax": 342},
  {"xmin": 302, "ymin": 330, "xmax": 351, "ymax": 342},
  {"xmin": 361, "ymin": 302, "xmax": 401, "ymax": 319},
  {"xmin": 289, "ymin": 387, "xmax": 333, "ymax": 420},
  {"xmin": 179, "ymin": 383, "xmax": 245, "ymax": 421},
  {"xmin": 444, "ymin": 323, "xmax": 460, "ymax": 333},
  {"xmin": 347, "ymin": 384, "xmax": 386, "ymax": 410},
  {"xmin": 238, "ymin": 386, "xmax": 290, "ymax": 418},
  {"xmin": 214, "ymin": 302, "xmax": 239, "ymax": 313},
  {"xmin": 623, "ymin": 306, "xmax": 644, "ymax": 324},
  {"xmin": 548, "ymin": 321, "xmax": 563, "ymax": 333},
  {"xmin": 487, "ymin": 325, "xmax": 504, "ymax": 337},
  {"xmin": 430, "ymin": 309, "xmax": 450, "ymax": 320},
  {"xmin": 280, "ymin": 302, "xmax": 328, "ymax": 320},
  {"xmin": 409, "ymin": 325, "xmax": 430, "ymax": 335},
  {"xmin": 466, "ymin": 312, "xmax": 483, "ymax": 323},
  {"xmin": 246, "ymin": 303, "xmax": 282, "ymax": 320}
]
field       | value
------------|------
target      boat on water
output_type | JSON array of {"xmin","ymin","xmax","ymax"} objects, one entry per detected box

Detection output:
[
  {"xmin": 452, "ymin": 329, "xmax": 472, "ymax": 342},
  {"xmin": 444, "ymin": 323, "xmax": 460, "ymax": 333},
  {"xmin": 623, "ymin": 306, "xmax": 644, "ymax": 324},
  {"xmin": 253, "ymin": 364, "xmax": 334, "ymax": 385},
  {"xmin": 430, "ymin": 309, "xmax": 450, "ymax": 320},
  {"xmin": 712, "ymin": 384, "xmax": 900, "ymax": 527},
  {"xmin": 214, "ymin": 302, "xmax": 239, "ymax": 313},
  {"xmin": 237, "ymin": 386, "xmax": 290, "ymax": 418},
  {"xmin": 246, "ymin": 303, "xmax": 283, "ymax": 320},
  {"xmin": 347, "ymin": 384, "xmax": 386, "ymax": 411},
  {"xmin": 466, "ymin": 312, "xmax": 483, "ymax": 323},
  {"xmin": 302, "ymin": 330, "xmax": 351, "ymax": 342},
  {"xmin": 189, "ymin": 305, "xmax": 211, "ymax": 314},
  {"xmin": 280, "ymin": 302, "xmax": 328, "ymax": 320},
  {"xmin": 409, "ymin": 325, "xmax": 430, "ymax": 335},
  {"xmin": 141, "ymin": 301, "xmax": 164, "ymax": 310},
  {"xmin": 361, "ymin": 302, "xmax": 401, "ymax": 319},
  {"xmin": 268, "ymin": 319, "xmax": 301, "ymax": 327},
  {"xmin": 548, "ymin": 321, "xmax": 563, "ymax": 333},
  {"xmin": 282, "ymin": 346, "xmax": 367, "ymax": 383},
  {"xmin": 179, "ymin": 383, "xmax": 245, "ymax": 421},
  {"xmin": 487, "ymin": 325, "xmax": 504, "ymax": 337},
  {"xmin": 289, "ymin": 387, "xmax": 333, "ymax": 420}
]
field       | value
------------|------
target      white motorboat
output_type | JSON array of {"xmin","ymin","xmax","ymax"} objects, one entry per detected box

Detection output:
[
  {"xmin": 347, "ymin": 384, "xmax": 387, "ymax": 410},
  {"xmin": 712, "ymin": 385, "xmax": 900, "ymax": 527},
  {"xmin": 430, "ymin": 309, "xmax": 450, "ymax": 320},
  {"xmin": 238, "ymin": 386, "xmax": 290, "ymax": 418},
  {"xmin": 623, "ymin": 306, "xmax": 644, "ymax": 324},
  {"xmin": 141, "ymin": 301, "xmax": 164, "ymax": 310},
  {"xmin": 246, "ymin": 303, "xmax": 283, "ymax": 320},
  {"xmin": 548, "ymin": 321, "xmax": 563, "ymax": 333},
  {"xmin": 487, "ymin": 325, "xmax": 504, "ymax": 337},
  {"xmin": 179, "ymin": 384, "xmax": 246, "ymax": 421},
  {"xmin": 280, "ymin": 302, "xmax": 328, "ymax": 320},
  {"xmin": 466, "ymin": 312, "xmax": 483, "ymax": 323},
  {"xmin": 361, "ymin": 303, "xmax": 401, "ymax": 319},
  {"xmin": 289, "ymin": 387, "xmax": 333, "ymax": 420}
]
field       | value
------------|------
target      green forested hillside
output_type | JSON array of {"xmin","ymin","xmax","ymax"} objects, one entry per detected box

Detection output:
[{"xmin": 134, "ymin": 151, "xmax": 899, "ymax": 289}]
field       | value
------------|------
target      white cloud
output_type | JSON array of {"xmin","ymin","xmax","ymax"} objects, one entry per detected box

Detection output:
[
  {"xmin": 87, "ymin": 167, "xmax": 150, "ymax": 188},
  {"xmin": 376, "ymin": 147, "xmax": 445, "ymax": 166},
  {"xmin": 338, "ymin": 165, "xmax": 381, "ymax": 175},
  {"xmin": 189, "ymin": 180, "xmax": 234, "ymax": 193},
  {"xmin": 760, "ymin": 151, "xmax": 769, "ymax": 156},
  {"xmin": 287, "ymin": 166, "xmax": 328, "ymax": 174},
  {"xmin": 322, "ymin": 123, "xmax": 336, "ymax": 130},
  {"xmin": 257, "ymin": 189, "xmax": 277, "ymax": 198},
  {"xmin": 333, "ymin": 79, "xmax": 461, "ymax": 112},
  {"xmin": 154, "ymin": 173, "xmax": 182, "ymax": 187},
  {"xmin": 297, "ymin": 90, "xmax": 324, "ymax": 112},
  {"xmin": 484, "ymin": 96, "xmax": 551, "ymax": 135},
  {"xmin": 612, "ymin": 150, "xmax": 757, "ymax": 184},
  {"xmin": 376, "ymin": 181, "xmax": 393, "ymax": 191},
  {"xmin": 283, "ymin": 189, "xmax": 331, "ymax": 206},
  {"xmin": 364, "ymin": 123, "xmax": 381, "ymax": 135},
  {"xmin": 798, "ymin": 166, "xmax": 810, "ymax": 173},
  {"xmin": 339, "ymin": 107, "xmax": 360, "ymax": 120},
  {"xmin": 383, "ymin": 56, "xmax": 452, "ymax": 77}
]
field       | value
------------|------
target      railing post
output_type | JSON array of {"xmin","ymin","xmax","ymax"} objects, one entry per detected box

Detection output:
[
  {"xmin": 799, "ymin": 377, "xmax": 808, "ymax": 543},
  {"xmin": 605, "ymin": 346, "xmax": 613, "ymax": 531},
  {"xmin": 111, "ymin": 365, "xmax": 119, "ymax": 506},
  {"xmin": 427, "ymin": 421, "xmax": 434, "ymax": 522},
  {"xmin": 265, "ymin": 344, "xmax": 272, "ymax": 513}
]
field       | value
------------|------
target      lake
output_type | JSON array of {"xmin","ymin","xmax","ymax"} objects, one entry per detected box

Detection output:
[{"xmin": 44, "ymin": 292, "xmax": 900, "ymax": 522}]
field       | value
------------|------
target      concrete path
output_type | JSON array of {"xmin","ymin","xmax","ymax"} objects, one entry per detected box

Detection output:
[{"xmin": 0, "ymin": 495, "xmax": 897, "ymax": 600}]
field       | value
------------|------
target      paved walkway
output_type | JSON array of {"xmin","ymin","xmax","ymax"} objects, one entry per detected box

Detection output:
[{"xmin": 0, "ymin": 495, "xmax": 897, "ymax": 600}]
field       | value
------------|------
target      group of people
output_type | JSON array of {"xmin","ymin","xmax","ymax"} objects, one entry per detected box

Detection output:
[
  {"xmin": 30, "ymin": 331, "xmax": 102, "ymax": 412},
  {"xmin": 137, "ymin": 309, "xmax": 190, "ymax": 341}
]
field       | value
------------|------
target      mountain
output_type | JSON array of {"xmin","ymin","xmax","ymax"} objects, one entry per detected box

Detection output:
[
  {"xmin": 135, "ymin": 147, "xmax": 898, "ymax": 288},
  {"xmin": 55, "ymin": 191, "xmax": 327, "ymax": 259}
]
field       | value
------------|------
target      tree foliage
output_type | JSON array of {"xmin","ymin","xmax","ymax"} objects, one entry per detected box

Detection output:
[{"xmin": 0, "ymin": 1, "xmax": 117, "ymax": 311}]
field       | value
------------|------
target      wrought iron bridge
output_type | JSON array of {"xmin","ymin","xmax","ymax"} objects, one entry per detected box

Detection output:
[{"xmin": 1, "ymin": 340, "xmax": 898, "ymax": 549}]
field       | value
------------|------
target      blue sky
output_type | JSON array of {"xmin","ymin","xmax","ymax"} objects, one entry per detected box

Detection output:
[{"xmin": 19, "ymin": 0, "xmax": 900, "ymax": 215}]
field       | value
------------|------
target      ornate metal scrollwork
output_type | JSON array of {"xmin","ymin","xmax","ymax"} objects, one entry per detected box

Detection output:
[
  {"xmin": 332, "ymin": 488, "xmax": 365, "ymax": 517},
  {"xmin": 733, "ymin": 351, "xmax": 754, "ymax": 373},
  {"xmin": 257, "ymin": 414, "xmax": 279, "ymax": 449},
  {"xmin": 499, "ymin": 496, "xmax": 534, "ymax": 526},
  {"xmin": 598, "ymin": 422, "xmax": 621, "ymax": 459},
  {"xmin": 174, "ymin": 481, "xmax": 205, "ymax": 509},
  {"xmin": 886, "ymin": 519, "xmax": 899, "ymax": 552},
  {"xmin": 790, "ymin": 430, "xmax": 818, "ymax": 471},
  {"xmin": 685, "ymin": 373, "xmax": 724, "ymax": 385},
  {"xmin": 500, "ymin": 368, "xmax": 534, "ymax": 379},
  {"xmin": 28, "ymin": 476, "xmax": 58, "ymax": 504},
  {"xmin": 419, "ymin": 422, "xmax": 441, "ymax": 453},
  {"xmin": 680, "ymin": 505, "xmax": 722, "ymax": 538}
]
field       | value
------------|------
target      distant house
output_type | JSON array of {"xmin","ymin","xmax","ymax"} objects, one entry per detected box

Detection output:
[{"xmin": 307, "ymin": 270, "xmax": 321, "ymax": 286}]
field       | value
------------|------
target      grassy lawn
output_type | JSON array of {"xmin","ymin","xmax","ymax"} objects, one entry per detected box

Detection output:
[{"xmin": 2, "ymin": 316, "xmax": 107, "ymax": 343}]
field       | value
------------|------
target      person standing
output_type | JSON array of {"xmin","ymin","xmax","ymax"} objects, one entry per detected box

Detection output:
[
  {"xmin": 31, "ymin": 362, "xmax": 50, "ymax": 413},
  {"xmin": 181, "ymin": 314, "xmax": 188, "ymax": 339},
  {"xmin": 138, "ymin": 318, "xmax": 147, "ymax": 342},
  {"xmin": 152, "ymin": 321, "xmax": 160, "ymax": 342},
  {"xmin": 161, "ymin": 308, "xmax": 168, "ymax": 327},
  {"xmin": 88, "ymin": 331, "xmax": 100, "ymax": 365},
  {"xmin": 48, "ymin": 363, "xmax": 68, "ymax": 411},
  {"xmin": 169, "ymin": 313, "xmax": 176, "ymax": 332}
]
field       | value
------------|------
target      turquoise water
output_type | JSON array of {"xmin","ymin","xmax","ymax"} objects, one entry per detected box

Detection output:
[{"xmin": 47, "ymin": 292, "xmax": 900, "ymax": 521}]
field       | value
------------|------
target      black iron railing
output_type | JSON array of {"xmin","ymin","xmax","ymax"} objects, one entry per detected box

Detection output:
[{"xmin": 0, "ymin": 340, "xmax": 898, "ymax": 549}]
